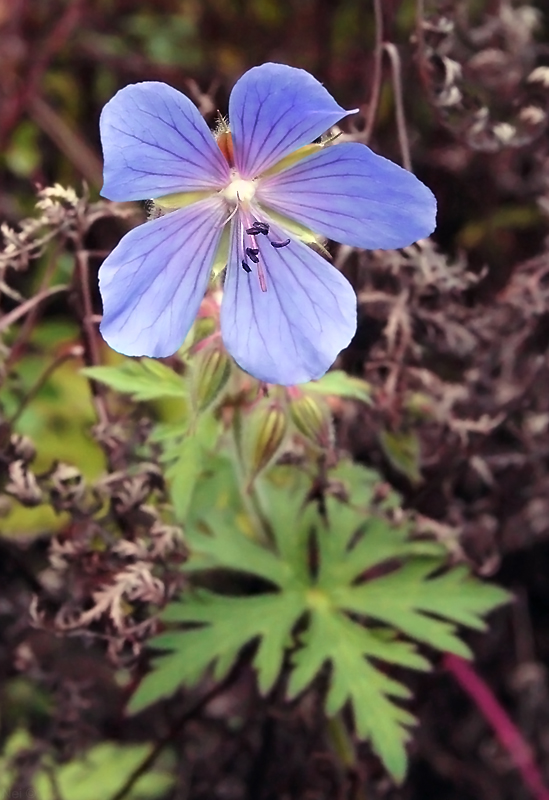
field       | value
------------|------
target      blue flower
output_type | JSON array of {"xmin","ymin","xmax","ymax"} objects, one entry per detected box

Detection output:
[{"xmin": 99, "ymin": 63, "xmax": 436, "ymax": 385}]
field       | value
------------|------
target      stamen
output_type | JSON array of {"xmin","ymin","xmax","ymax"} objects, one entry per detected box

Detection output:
[
  {"xmin": 220, "ymin": 204, "xmax": 239, "ymax": 227},
  {"xmin": 246, "ymin": 222, "xmax": 269, "ymax": 236},
  {"xmin": 245, "ymin": 247, "xmax": 260, "ymax": 263},
  {"xmin": 257, "ymin": 262, "xmax": 267, "ymax": 292},
  {"xmin": 270, "ymin": 239, "xmax": 291, "ymax": 249},
  {"xmin": 240, "ymin": 216, "xmax": 268, "ymax": 292}
]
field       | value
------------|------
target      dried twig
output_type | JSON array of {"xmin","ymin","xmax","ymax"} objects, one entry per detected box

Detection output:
[
  {"xmin": 108, "ymin": 670, "xmax": 241, "ymax": 800},
  {"xmin": 362, "ymin": 0, "xmax": 384, "ymax": 142},
  {"xmin": 0, "ymin": 285, "xmax": 67, "ymax": 333},
  {"xmin": 383, "ymin": 43, "xmax": 412, "ymax": 171}
]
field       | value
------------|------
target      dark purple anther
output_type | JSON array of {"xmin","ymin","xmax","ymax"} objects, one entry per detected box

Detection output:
[
  {"xmin": 241, "ymin": 260, "xmax": 252, "ymax": 273},
  {"xmin": 246, "ymin": 222, "xmax": 269, "ymax": 236},
  {"xmin": 270, "ymin": 239, "xmax": 291, "ymax": 249},
  {"xmin": 245, "ymin": 247, "xmax": 260, "ymax": 263}
]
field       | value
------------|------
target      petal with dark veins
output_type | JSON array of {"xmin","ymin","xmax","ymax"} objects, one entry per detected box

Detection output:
[
  {"xmin": 221, "ymin": 217, "xmax": 356, "ymax": 385},
  {"xmin": 99, "ymin": 198, "xmax": 226, "ymax": 357},
  {"xmin": 257, "ymin": 142, "xmax": 437, "ymax": 250},
  {"xmin": 100, "ymin": 82, "xmax": 230, "ymax": 201},
  {"xmin": 229, "ymin": 63, "xmax": 356, "ymax": 180}
]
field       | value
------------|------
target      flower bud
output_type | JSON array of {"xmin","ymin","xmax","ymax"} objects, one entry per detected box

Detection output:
[
  {"xmin": 244, "ymin": 399, "xmax": 288, "ymax": 483},
  {"xmin": 190, "ymin": 343, "xmax": 231, "ymax": 414},
  {"xmin": 290, "ymin": 393, "xmax": 333, "ymax": 449}
]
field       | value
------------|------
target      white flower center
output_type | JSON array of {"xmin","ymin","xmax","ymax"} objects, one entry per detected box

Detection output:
[{"xmin": 222, "ymin": 177, "xmax": 256, "ymax": 207}]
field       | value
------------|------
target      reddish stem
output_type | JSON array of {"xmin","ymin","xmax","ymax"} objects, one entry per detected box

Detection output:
[{"xmin": 444, "ymin": 653, "xmax": 549, "ymax": 800}]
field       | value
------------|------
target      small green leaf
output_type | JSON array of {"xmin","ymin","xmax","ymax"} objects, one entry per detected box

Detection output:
[
  {"xmin": 328, "ymin": 460, "xmax": 387, "ymax": 509},
  {"xmin": 303, "ymin": 370, "xmax": 372, "ymax": 404},
  {"xmin": 164, "ymin": 435, "xmax": 202, "ymax": 520},
  {"xmin": 0, "ymin": 729, "xmax": 32, "ymax": 795},
  {"xmin": 333, "ymin": 559, "xmax": 510, "ymax": 656},
  {"xmin": 33, "ymin": 742, "xmax": 174, "ymax": 800},
  {"xmin": 379, "ymin": 429, "xmax": 422, "ymax": 483},
  {"xmin": 82, "ymin": 359, "xmax": 187, "ymax": 401},
  {"xmin": 159, "ymin": 412, "xmax": 221, "ymax": 521}
]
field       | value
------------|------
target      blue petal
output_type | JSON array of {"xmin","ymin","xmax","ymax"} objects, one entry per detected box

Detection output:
[
  {"xmin": 220, "ymin": 218, "xmax": 356, "ymax": 385},
  {"xmin": 257, "ymin": 142, "xmax": 437, "ymax": 249},
  {"xmin": 229, "ymin": 63, "xmax": 356, "ymax": 180},
  {"xmin": 100, "ymin": 82, "xmax": 230, "ymax": 201},
  {"xmin": 99, "ymin": 199, "xmax": 226, "ymax": 357}
]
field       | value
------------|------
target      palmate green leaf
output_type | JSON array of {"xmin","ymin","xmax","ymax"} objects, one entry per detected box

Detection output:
[
  {"xmin": 82, "ymin": 358, "xmax": 187, "ymax": 401},
  {"xmin": 332, "ymin": 559, "xmax": 509, "ymax": 657},
  {"xmin": 288, "ymin": 609, "xmax": 422, "ymax": 781},
  {"xmin": 129, "ymin": 590, "xmax": 305, "ymax": 713},
  {"xmin": 130, "ymin": 466, "xmax": 509, "ymax": 781}
]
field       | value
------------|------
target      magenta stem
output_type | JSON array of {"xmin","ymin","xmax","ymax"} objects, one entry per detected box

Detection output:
[{"xmin": 443, "ymin": 653, "xmax": 549, "ymax": 800}]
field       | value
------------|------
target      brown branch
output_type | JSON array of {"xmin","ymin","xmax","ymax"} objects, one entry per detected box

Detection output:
[
  {"xmin": 7, "ymin": 348, "xmax": 82, "ymax": 426},
  {"xmin": 74, "ymin": 249, "xmax": 109, "ymax": 426},
  {"xmin": 0, "ymin": 0, "xmax": 85, "ymax": 148},
  {"xmin": 414, "ymin": 0, "xmax": 432, "ymax": 96},
  {"xmin": 383, "ymin": 43, "xmax": 412, "ymax": 171},
  {"xmin": 108, "ymin": 673, "xmax": 239, "ymax": 800},
  {"xmin": 29, "ymin": 96, "xmax": 103, "ymax": 187},
  {"xmin": 362, "ymin": 0, "xmax": 384, "ymax": 142},
  {"xmin": 0, "ymin": 285, "xmax": 67, "ymax": 334}
]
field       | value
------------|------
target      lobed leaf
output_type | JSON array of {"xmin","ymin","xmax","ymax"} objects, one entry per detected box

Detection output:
[
  {"xmin": 289, "ymin": 608, "xmax": 416, "ymax": 782},
  {"xmin": 82, "ymin": 358, "xmax": 187, "ymax": 401},
  {"xmin": 129, "ymin": 590, "xmax": 305, "ymax": 713},
  {"xmin": 130, "ymin": 470, "xmax": 510, "ymax": 781}
]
